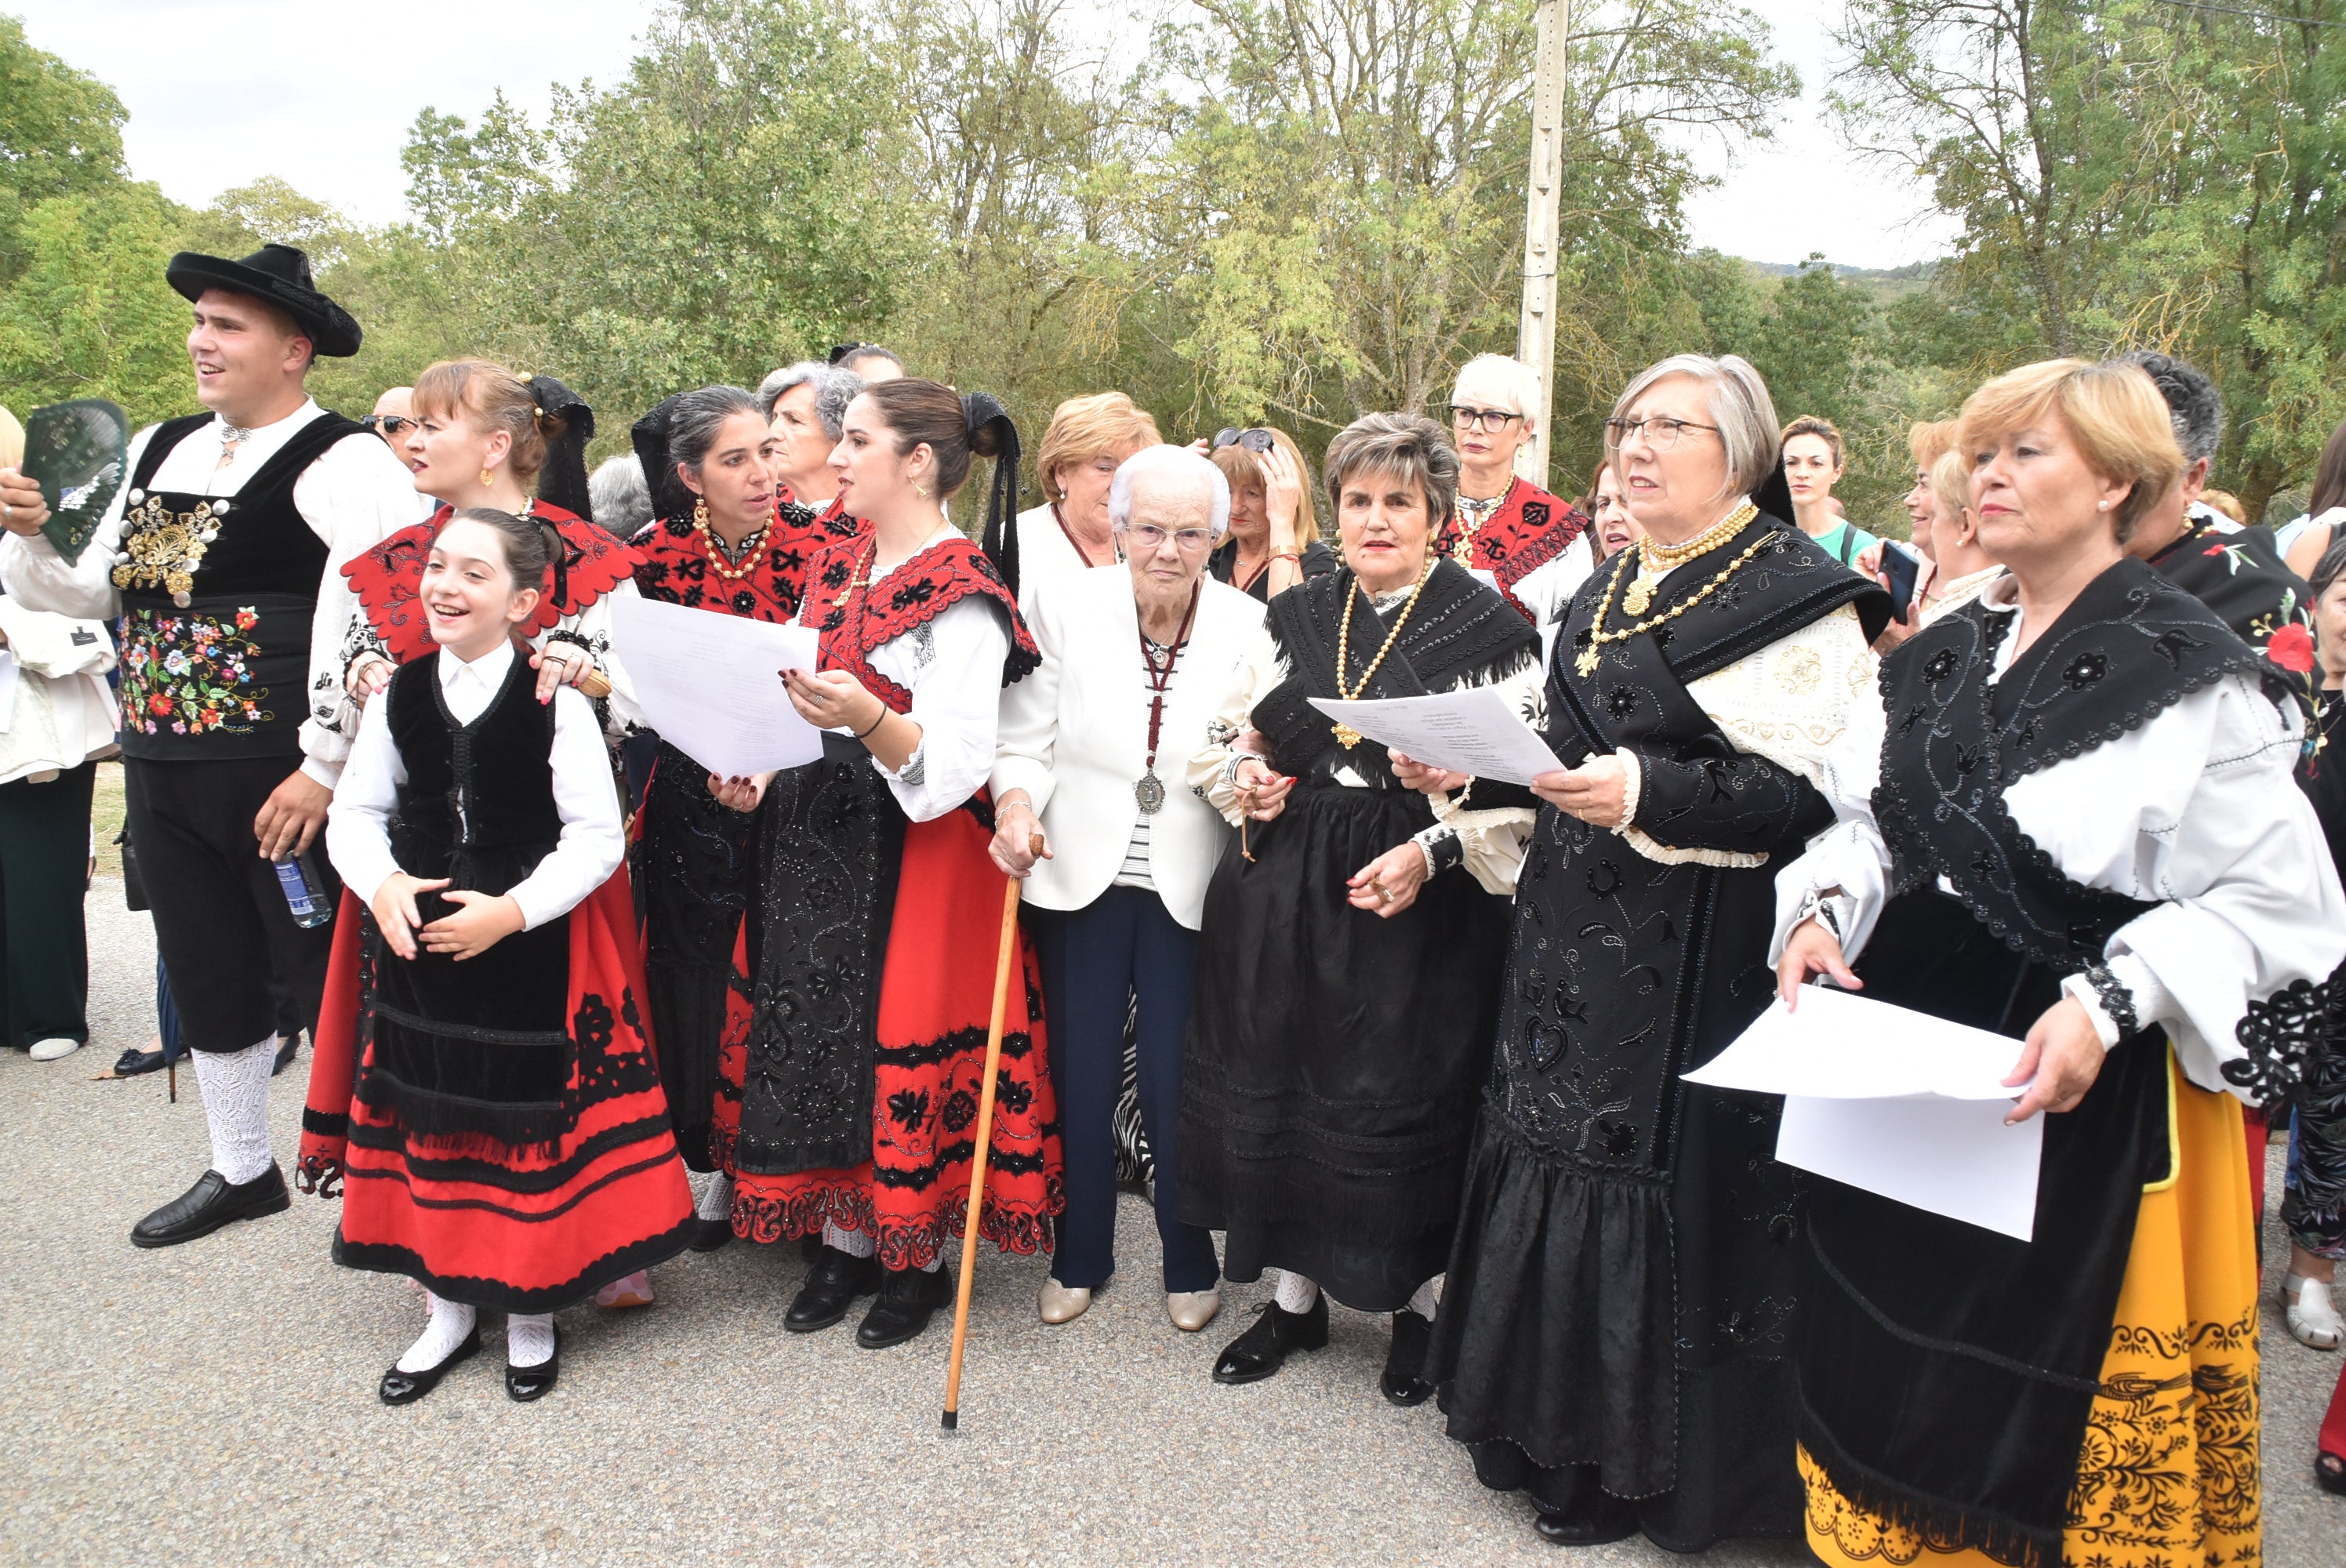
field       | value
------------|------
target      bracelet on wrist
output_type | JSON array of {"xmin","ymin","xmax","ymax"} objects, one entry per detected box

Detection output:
[{"xmin": 852, "ymin": 706, "xmax": 888, "ymax": 740}]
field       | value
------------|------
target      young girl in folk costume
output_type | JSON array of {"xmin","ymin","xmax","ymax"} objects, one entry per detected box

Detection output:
[
  {"xmin": 323, "ymin": 359, "xmax": 665, "ymax": 1308},
  {"xmin": 708, "ymin": 379, "xmax": 1063, "ymax": 1349},
  {"xmin": 626, "ymin": 386, "xmax": 861, "ymax": 1244},
  {"xmin": 308, "ymin": 507, "xmax": 692, "ymax": 1404}
]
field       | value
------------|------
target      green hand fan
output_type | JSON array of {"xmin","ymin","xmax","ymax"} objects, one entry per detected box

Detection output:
[{"xmin": 24, "ymin": 398, "xmax": 131, "ymax": 565}]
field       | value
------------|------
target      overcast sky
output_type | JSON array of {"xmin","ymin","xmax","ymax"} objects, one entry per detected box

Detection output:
[{"xmin": 12, "ymin": 0, "xmax": 1957, "ymax": 270}]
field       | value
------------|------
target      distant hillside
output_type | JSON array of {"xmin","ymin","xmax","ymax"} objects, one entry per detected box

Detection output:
[{"xmin": 1737, "ymin": 257, "xmax": 1938, "ymax": 303}]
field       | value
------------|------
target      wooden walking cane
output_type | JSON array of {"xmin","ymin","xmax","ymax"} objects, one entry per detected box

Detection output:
[{"xmin": 941, "ymin": 832, "xmax": 1041, "ymax": 1431}]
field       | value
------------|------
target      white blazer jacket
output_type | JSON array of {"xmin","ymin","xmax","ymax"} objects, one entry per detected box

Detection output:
[{"xmin": 992, "ymin": 565, "xmax": 1272, "ymax": 929}]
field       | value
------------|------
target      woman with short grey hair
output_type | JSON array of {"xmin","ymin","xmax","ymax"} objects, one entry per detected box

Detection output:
[
  {"xmin": 588, "ymin": 454, "xmax": 653, "ymax": 540},
  {"xmin": 1422, "ymin": 353, "xmax": 1893, "ymax": 1548},
  {"xmin": 990, "ymin": 444, "xmax": 1267, "ymax": 1334},
  {"xmin": 757, "ymin": 361, "xmax": 864, "ymax": 514},
  {"xmin": 1178, "ymin": 411, "xmax": 1545, "ymax": 1403}
]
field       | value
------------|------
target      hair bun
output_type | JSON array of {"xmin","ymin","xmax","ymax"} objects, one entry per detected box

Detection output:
[{"xmin": 963, "ymin": 391, "xmax": 1011, "ymax": 460}]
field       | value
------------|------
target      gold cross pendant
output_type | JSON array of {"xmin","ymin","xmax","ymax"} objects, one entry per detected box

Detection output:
[
  {"xmin": 1575, "ymin": 645, "xmax": 1600, "ymax": 679},
  {"xmin": 1331, "ymin": 720, "xmax": 1363, "ymax": 749}
]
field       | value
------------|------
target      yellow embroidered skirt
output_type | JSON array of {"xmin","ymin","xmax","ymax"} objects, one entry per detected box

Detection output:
[{"xmin": 1802, "ymin": 1055, "xmax": 2261, "ymax": 1568}]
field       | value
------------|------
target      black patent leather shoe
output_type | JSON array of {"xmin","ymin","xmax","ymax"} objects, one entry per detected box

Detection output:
[
  {"xmin": 114, "ymin": 1047, "xmax": 166, "ymax": 1076},
  {"xmin": 785, "ymin": 1244, "xmax": 883, "ymax": 1333},
  {"xmin": 379, "ymin": 1324, "xmax": 481, "ymax": 1406},
  {"xmin": 130, "ymin": 1164, "xmax": 291, "ymax": 1248},
  {"xmin": 1381, "ymin": 1308, "xmax": 1435, "ymax": 1406},
  {"xmin": 855, "ymin": 1265, "xmax": 952, "ymax": 1349},
  {"xmin": 1211, "ymin": 1294, "xmax": 1330, "ymax": 1385},
  {"xmin": 688, "ymin": 1217, "xmax": 734, "ymax": 1254},
  {"xmin": 506, "ymin": 1325, "xmax": 561, "ymax": 1402},
  {"xmin": 1532, "ymin": 1486, "xmax": 1640, "ymax": 1547}
]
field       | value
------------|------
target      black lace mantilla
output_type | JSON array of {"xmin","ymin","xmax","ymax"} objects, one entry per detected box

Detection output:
[{"xmin": 1875, "ymin": 558, "xmax": 2258, "ymax": 972}]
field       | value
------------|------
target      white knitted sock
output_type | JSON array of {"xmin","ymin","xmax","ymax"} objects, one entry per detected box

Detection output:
[
  {"xmin": 823, "ymin": 1221, "xmax": 875, "ymax": 1258},
  {"xmin": 695, "ymin": 1172, "xmax": 735, "ymax": 1221},
  {"xmin": 1406, "ymin": 1275, "xmax": 1443, "ymax": 1321},
  {"xmin": 1273, "ymin": 1269, "xmax": 1320, "ymax": 1314},
  {"xmin": 193, "ymin": 1036, "xmax": 276, "ymax": 1184},
  {"xmin": 395, "ymin": 1295, "xmax": 477, "ymax": 1374},
  {"xmin": 507, "ymin": 1312, "xmax": 556, "ymax": 1367},
  {"xmin": 921, "ymin": 1251, "xmax": 941, "ymax": 1273}
]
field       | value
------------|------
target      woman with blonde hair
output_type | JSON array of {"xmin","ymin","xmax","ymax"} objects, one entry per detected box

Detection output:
[
  {"xmin": 1008, "ymin": 390, "xmax": 1162, "ymax": 608},
  {"xmin": 1777, "ymin": 358, "xmax": 2341, "ymax": 1568},
  {"xmin": 1909, "ymin": 445, "xmax": 2002, "ymax": 623},
  {"xmin": 1204, "ymin": 426, "xmax": 1333, "ymax": 601}
]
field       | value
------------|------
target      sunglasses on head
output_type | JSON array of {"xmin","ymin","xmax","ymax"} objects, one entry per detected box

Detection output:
[
  {"xmin": 1211, "ymin": 427, "xmax": 1276, "ymax": 453},
  {"xmin": 361, "ymin": 414, "xmax": 415, "ymax": 437}
]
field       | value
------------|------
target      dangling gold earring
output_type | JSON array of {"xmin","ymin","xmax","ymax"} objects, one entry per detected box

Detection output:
[
  {"xmin": 480, "ymin": 466, "xmax": 496, "ymax": 488},
  {"xmin": 692, "ymin": 496, "xmax": 710, "ymax": 532},
  {"xmin": 914, "ymin": 482, "xmax": 931, "ymax": 499}
]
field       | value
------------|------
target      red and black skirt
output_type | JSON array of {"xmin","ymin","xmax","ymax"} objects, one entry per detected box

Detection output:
[
  {"xmin": 299, "ymin": 871, "xmax": 695, "ymax": 1312},
  {"xmin": 713, "ymin": 742, "xmax": 1061, "ymax": 1270}
]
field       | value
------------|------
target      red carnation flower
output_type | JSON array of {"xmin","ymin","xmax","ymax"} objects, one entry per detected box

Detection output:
[
  {"xmin": 2266, "ymin": 622, "xmax": 2316, "ymax": 674},
  {"xmin": 147, "ymin": 694, "xmax": 174, "ymax": 716}
]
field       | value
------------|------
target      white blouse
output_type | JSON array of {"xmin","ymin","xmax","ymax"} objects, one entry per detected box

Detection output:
[
  {"xmin": 797, "ymin": 525, "xmax": 1011, "ymax": 824},
  {"xmin": 0, "ymin": 401, "xmax": 421, "ymax": 784},
  {"xmin": 326, "ymin": 640, "xmax": 624, "ymax": 931},
  {"xmin": 1771, "ymin": 576, "xmax": 2346, "ymax": 1099}
]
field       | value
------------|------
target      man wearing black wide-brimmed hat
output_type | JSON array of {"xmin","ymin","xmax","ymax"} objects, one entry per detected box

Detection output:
[{"xmin": 0, "ymin": 244, "xmax": 418, "ymax": 1247}]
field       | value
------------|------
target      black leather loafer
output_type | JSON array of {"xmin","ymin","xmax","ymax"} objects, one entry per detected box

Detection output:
[
  {"xmin": 688, "ymin": 1217, "xmax": 734, "ymax": 1254},
  {"xmin": 379, "ymin": 1324, "xmax": 481, "ymax": 1406},
  {"xmin": 506, "ymin": 1325, "xmax": 561, "ymax": 1402},
  {"xmin": 1533, "ymin": 1486, "xmax": 1640, "ymax": 1547},
  {"xmin": 785, "ymin": 1244, "xmax": 883, "ymax": 1333},
  {"xmin": 114, "ymin": 1047, "xmax": 166, "ymax": 1077},
  {"xmin": 130, "ymin": 1164, "xmax": 291, "ymax": 1248},
  {"xmin": 855, "ymin": 1265, "xmax": 951, "ymax": 1349},
  {"xmin": 1211, "ymin": 1294, "xmax": 1330, "ymax": 1385},
  {"xmin": 1381, "ymin": 1308, "xmax": 1435, "ymax": 1406}
]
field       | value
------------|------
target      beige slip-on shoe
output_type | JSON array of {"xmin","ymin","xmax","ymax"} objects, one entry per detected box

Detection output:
[
  {"xmin": 1038, "ymin": 1277, "xmax": 1092, "ymax": 1324},
  {"xmin": 1167, "ymin": 1287, "xmax": 1222, "ymax": 1332}
]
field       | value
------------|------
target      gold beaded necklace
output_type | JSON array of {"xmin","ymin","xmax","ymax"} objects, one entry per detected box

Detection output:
[
  {"xmin": 1622, "ymin": 501, "xmax": 1757, "ymax": 615},
  {"xmin": 693, "ymin": 496, "xmax": 768, "ymax": 584},
  {"xmin": 1576, "ymin": 506, "xmax": 1771, "ymax": 679},
  {"xmin": 1329, "ymin": 554, "xmax": 1437, "ymax": 748}
]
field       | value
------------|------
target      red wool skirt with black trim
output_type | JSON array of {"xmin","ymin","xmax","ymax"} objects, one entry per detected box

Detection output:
[
  {"xmin": 296, "ymin": 873, "xmax": 695, "ymax": 1312},
  {"xmin": 710, "ymin": 528, "xmax": 1060, "ymax": 1271}
]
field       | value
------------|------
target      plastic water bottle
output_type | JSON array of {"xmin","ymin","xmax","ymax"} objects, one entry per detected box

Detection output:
[{"xmin": 272, "ymin": 851, "xmax": 334, "ymax": 929}]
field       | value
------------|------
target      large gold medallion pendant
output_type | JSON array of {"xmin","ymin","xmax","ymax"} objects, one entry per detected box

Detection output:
[
  {"xmin": 1622, "ymin": 575, "xmax": 1658, "ymax": 617},
  {"xmin": 1331, "ymin": 720, "xmax": 1364, "ymax": 749}
]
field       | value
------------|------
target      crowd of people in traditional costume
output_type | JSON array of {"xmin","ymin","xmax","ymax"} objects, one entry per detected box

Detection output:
[{"xmin": 6, "ymin": 240, "xmax": 2346, "ymax": 1563}]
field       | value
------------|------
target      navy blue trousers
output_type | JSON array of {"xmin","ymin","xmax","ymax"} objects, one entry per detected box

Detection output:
[{"xmin": 1030, "ymin": 886, "xmax": 1218, "ymax": 1293}]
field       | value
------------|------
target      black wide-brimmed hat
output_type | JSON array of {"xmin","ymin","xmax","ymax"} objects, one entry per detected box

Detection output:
[{"xmin": 165, "ymin": 243, "xmax": 363, "ymax": 358}]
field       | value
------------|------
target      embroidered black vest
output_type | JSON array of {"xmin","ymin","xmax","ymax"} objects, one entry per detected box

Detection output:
[
  {"xmin": 1875, "ymin": 557, "xmax": 2258, "ymax": 971},
  {"xmin": 113, "ymin": 410, "xmax": 358, "ymax": 760},
  {"xmin": 1254, "ymin": 557, "xmax": 1540, "ymax": 789}
]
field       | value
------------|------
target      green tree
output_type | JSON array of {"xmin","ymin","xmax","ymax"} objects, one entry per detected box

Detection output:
[
  {"xmin": 0, "ymin": 13, "xmax": 130, "ymax": 281},
  {"xmin": 0, "ymin": 186, "xmax": 191, "ymax": 424}
]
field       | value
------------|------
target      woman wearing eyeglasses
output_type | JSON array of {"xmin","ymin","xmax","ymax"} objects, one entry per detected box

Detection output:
[
  {"xmin": 1178, "ymin": 412, "xmax": 1543, "ymax": 1402},
  {"xmin": 990, "ymin": 446, "xmax": 1273, "ymax": 1333},
  {"xmin": 1423, "ymin": 355, "xmax": 1890, "ymax": 1550},
  {"xmin": 1008, "ymin": 391, "xmax": 1163, "ymax": 613},
  {"xmin": 1204, "ymin": 426, "xmax": 1336, "ymax": 601},
  {"xmin": 1440, "ymin": 354, "xmax": 1592, "ymax": 633}
]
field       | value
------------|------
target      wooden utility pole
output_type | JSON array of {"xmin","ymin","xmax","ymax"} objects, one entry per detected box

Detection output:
[{"xmin": 1515, "ymin": 0, "xmax": 1571, "ymax": 488}]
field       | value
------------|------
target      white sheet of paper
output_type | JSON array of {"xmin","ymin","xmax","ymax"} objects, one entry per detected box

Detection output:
[
  {"xmin": 1307, "ymin": 688, "xmax": 1566, "ymax": 786},
  {"xmin": 1682, "ymin": 984, "xmax": 2027, "ymax": 1100},
  {"xmin": 609, "ymin": 593, "xmax": 824, "ymax": 780},
  {"xmin": 1778, "ymin": 1094, "xmax": 2044, "ymax": 1242},
  {"xmin": 0, "ymin": 649, "xmax": 17, "ymax": 732},
  {"xmin": 1684, "ymin": 985, "xmax": 2045, "ymax": 1240}
]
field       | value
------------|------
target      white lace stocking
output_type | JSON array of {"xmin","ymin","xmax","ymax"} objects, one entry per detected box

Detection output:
[
  {"xmin": 695, "ymin": 1172, "xmax": 735, "ymax": 1221},
  {"xmin": 395, "ymin": 1295, "xmax": 477, "ymax": 1374},
  {"xmin": 1273, "ymin": 1269, "xmax": 1320, "ymax": 1314},
  {"xmin": 507, "ymin": 1312, "xmax": 557, "ymax": 1367},
  {"xmin": 193, "ymin": 1035, "xmax": 276, "ymax": 1184},
  {"xmin": 1406, "ymin": 1275, "xmax": 1443, "ymax": 1321},
  {"xmin": 823, "ymin": 1221, "xmax": 875, "ymax": 1258}
]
